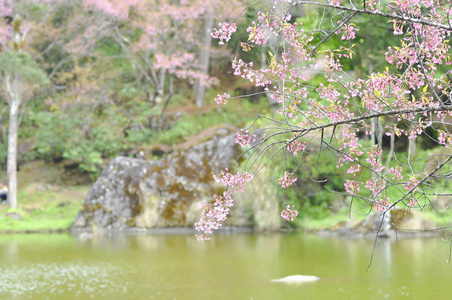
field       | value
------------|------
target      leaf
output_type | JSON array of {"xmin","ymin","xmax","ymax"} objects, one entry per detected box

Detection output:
[
  {"xmin": 422, "ymin": 85, "xmax": 428, "ymax": 94},
  {"xmin": 247, "ymin": 31, "xmax": 255, "ymax": 42}
]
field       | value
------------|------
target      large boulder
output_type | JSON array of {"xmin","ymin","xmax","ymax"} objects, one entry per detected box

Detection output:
[{"xmin": 71, "ymin": 128, "xmax": 257, "ymax": 232}]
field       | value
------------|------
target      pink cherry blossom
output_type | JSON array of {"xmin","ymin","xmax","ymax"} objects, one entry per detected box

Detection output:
[
  {"xmin": 407, "ymin": 198, "xmax": 419, "ymax": 207},
  {"xmin": 281, "ymin": 205, "xmax": 298, "ymax": 221},
  {"xmin": 278, "ymin": 172, "xmax": 297, "ymax": 188},
  {"xmin": 344, "ymin": 180, "xmax": 362, "ymax": 195},
  {"xmin": 214, "ymin": 93, "xmax": 230, "ymax": 104},
  {"xmin": 195, "ymin": 190, "xmax": 234, "ymax": 241},
  {"xmin": 403, "ymin": 176, "xmax": 420, "ymax": 191},
  {"xmin": 388, "ymin": 167, "xmax": 403, "ymax": 181},
  {"xmin": 287, "ymin": 140, "xmax": 307, "ymax": 156},
  {"xmin": 235, "ymin": 129, "xmax": 256, "ymax": 147},
  {"xmin": 211, "ymin": 22, "xmax": 237, "ymax": 45},
  {"xmin": 374, "ymin": 198, "xmax": 392, "ymax": 212}
]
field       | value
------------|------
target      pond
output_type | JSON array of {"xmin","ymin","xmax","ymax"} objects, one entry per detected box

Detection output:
[{"xmin": 0, "ymin": 232, "xmax": 451, "ymax": 299}]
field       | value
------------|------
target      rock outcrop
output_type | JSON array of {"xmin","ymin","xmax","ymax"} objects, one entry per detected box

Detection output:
[{"xmin": 71, "ymin": 128, "xmax": 257, "ymax": 232}]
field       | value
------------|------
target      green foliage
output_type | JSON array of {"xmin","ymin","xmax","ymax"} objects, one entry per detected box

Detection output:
[
  {"xmin": 272, "ymin": 136, "xmax": 452, "ymax": 226},
  {"xmin": 271, "ymin": 149, "xmax": 344, "ymax": 221},
  {"xmin": 153, "ymin": 99, "xmax": 267, "ymax": 145},
  {"xmin": 24, "ymin": 91, "xmax": 268, "ymax": 179},
  {"xmin": 0, "ymin": 50, "xmax": 49, "ymax": 85},
  {"xmin": 97, "ymin": 36, "xmax": 122, "ymax": 56},
  {"xmin": 63, "ymin": 143, "xmax": 103, "ymax": 177},
  {"xmin": 29, "ymin": 105, "xmax": 127, "ymax": 178},
  {"xmin": 31, "ymin": 111, "xmax": 75, "ymax": 161}
]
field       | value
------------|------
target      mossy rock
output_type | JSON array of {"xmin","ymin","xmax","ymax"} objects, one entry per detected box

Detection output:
[{"xmin": 71, "ymin": 127, "xmax": 246, "ymax": 232}]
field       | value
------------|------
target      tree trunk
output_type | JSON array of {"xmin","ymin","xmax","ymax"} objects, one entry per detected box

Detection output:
[
  {"xmin": 408, "ymin": 138, "xmax": 416, "ymax": 157},
  {"xmin": 195, "ymin": 9, "xmax": 214, "ymax": 108},
  {"xmin": 385, "ymin": 131, "xmax": 395, "ymax": 171},
  {"xmin": 6, "ymin": 84, "xmax": 20, "ymax": 210}
]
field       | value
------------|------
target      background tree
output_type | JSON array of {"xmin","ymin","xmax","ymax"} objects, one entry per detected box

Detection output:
[
  {"xmin": 0, "ymin": 38, "xmax": 49, "ymax": 209},
  {"xmin": 77, "ymin": 0, "xmax": 243, "ymax": 119},
  {"xmin": 196, "ymin": 0, "xmax": 452, "ymax": 240},
  {"xmin": 0, "ymin": 0, "xmax": 72, "ymax": 208},
  {"xmin": 0, "ymin": 0, "xmax": 250, "ymax": 181}
]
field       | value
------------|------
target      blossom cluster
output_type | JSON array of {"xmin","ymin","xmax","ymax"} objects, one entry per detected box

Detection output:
[
  {"xmin": 195, "ymin": 191, "xmax": 233, "ymax": 241},
  {"xmin": 374, "ymin": 198, "xmax": 392, "ymax": 212},
  {"xmin": 211, "ymin": 22, "xmax": 237, "ymax": 45},
  {"xmin": 344, "ymin": 180, "xmax": 362, "ymax": 195},
  {"xmin": 388, "ymin": 167, "xmax": 403, "ymax": 181},
  {"xmin": 365, "ymin": 178, "xmax": 384, "ymax": 197},
  {"xmin": 214, "ymin": 93, "xmax": 230, "ymax": 105},
  {"xmin": 278, "ymin": 172, "xmax": 297, "ymax": 188},
  {"xmin": 213, "ymin": 169, "xmax": 254, "ymax": 193},
  {"xmin": 287, "ymin": 140, "xmax": 307, "ymax": 156},
  {"xmin": 196, "ymin": 170, "xmax": 254, "ymax": 241},
  {"xmin": 403, "ymin": 176, "xmax": 419, "ymax": 191},
  {"xmin": 281, "ymin": 205, "xmax": 298, "ymax": 221},
  {"xmin": 438, "ymin": 131, "xmax": 452, "ymax": 147},
  {"xmin": 232, "ymin": 58, "xmax": 272, "ymax": 87},
  {"xmin": 407, "ymin": 198, "xmax": 419, "ymax": 207},
  {"xmin": 235, "ymin": 129, "xmax": 256, "ymax": 147},
  {"xmin": 339, "ymin": 23, "xmax": 359, "ymax": 40},
  {"xmin": 365, "ymin": 146, "xmax": 385, "ymax": 172}
]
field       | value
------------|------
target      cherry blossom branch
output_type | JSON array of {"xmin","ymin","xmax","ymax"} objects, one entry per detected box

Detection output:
[
  {"xmin": 292, "ymin": 105, "xmax": 452, "ymax": 134},
  {"xmin": 199, "ymin": 0, "xmax": 452, "ymax": 241},
  {"xmin": 389, "ymin": 156, "xmax": 452, "ymax": 209},
  {"xmin": 291, "ymin": 1, "xmax": 452, "ymax": 31},
  {"xmin": 308, "ymin": 12, "xmax": 357, "ymax": 58}
]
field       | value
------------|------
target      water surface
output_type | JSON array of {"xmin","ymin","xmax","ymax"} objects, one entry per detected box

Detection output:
[{"xmin": 0, "ymin": 232, "xmax": 450, "ymax": 299}]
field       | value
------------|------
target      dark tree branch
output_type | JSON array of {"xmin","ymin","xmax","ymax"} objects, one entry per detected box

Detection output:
[{"xmin": 292, "ymin": 1, "xmax": 452, "ymax": 31}]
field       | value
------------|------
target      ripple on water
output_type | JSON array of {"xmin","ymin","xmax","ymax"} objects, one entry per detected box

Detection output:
[{"xmin": 0, "ymin": 261, "xmax": 133, "ymax": 297}]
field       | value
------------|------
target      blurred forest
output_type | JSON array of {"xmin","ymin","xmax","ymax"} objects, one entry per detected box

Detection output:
[{"xmin": 0, "ymin": 1, "xmax": 450, "ymax": 227}]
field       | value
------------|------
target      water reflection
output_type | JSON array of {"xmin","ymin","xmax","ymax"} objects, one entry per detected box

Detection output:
[
  {"xmin": 0, "ymin": 233, "xmax": 451, "ymax": 299},
  {"xmin": 3, "ymin": 239, "xmax": 18, "ymax": 261}
]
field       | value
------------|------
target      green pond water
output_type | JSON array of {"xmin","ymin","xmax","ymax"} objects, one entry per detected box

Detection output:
[{"xmin": 0, "ymin": 232, "xmax": 451, "ymax": 299}]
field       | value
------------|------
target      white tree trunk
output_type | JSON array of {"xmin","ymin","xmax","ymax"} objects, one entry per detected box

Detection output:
[
  {"xmin": 155, "ymin": 68, "xmax": 166, "ymax": 104},
  {"xmin": 408, "ymin": 138, "xmax": 416, "ymax": 157},
  {"xmin": 6, "ymin": 77, "xmax": 21, "ymax": 209},
  {"xmin": 195, "ymin": 9, "xmax": 214, "ymax": 108}
]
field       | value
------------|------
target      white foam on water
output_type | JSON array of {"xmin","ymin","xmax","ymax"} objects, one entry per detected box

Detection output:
[
  {"xmin": 0, "ymin": 261, "xmax": 132, "ymax": 297},
  {"xmin": 271, "ymin": 275, "xmax": 320, "ymax": 284}
]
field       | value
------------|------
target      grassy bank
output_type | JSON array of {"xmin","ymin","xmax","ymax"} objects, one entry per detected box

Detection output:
[
  {"xmin": 298, "ymin": 210, "xmax": 368, "ymax": 231},
  {"xmin": 0, "ymin": 183, "xmax": 89, "ymax": 232},
  {"xmin": 0, "ymin": 160, "xmax": 89, "ymax": 232},
  {"xmin": 0, "ymin": 183, "xmax": 447, "ymax": 233}
]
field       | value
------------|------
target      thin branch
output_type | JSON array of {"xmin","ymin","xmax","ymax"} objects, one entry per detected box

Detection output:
[{"xmin": 292, "ymin": 1, "xmax": 452, "ymax": 31}]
